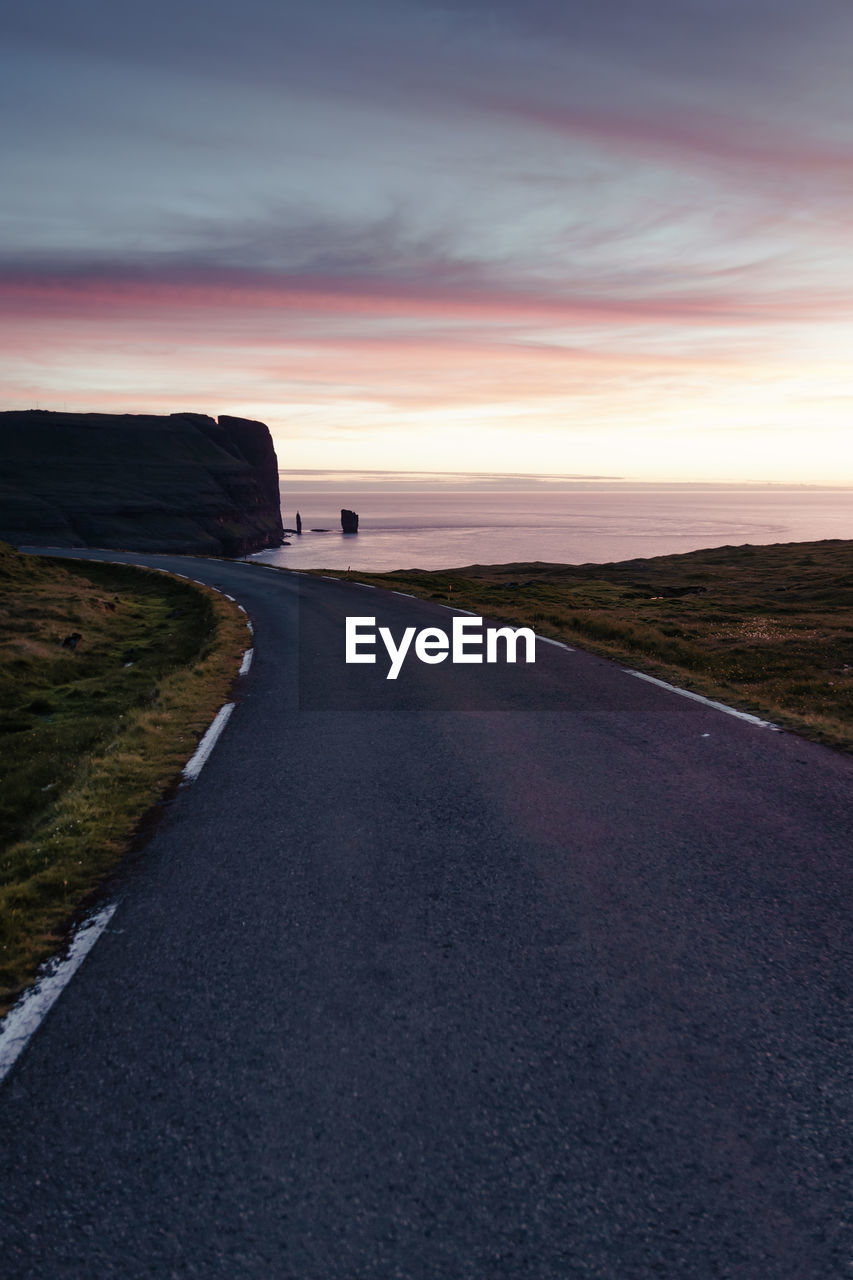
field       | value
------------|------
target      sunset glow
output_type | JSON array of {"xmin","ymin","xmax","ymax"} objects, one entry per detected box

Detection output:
[{"xmin": 3, "ymin": 1, "xmax": 853, "ymax": 483}]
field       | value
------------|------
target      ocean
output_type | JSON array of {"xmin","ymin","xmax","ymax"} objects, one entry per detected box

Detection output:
[{"xmin": 251, "ymin": 477, "xmax": 853, "ymax": 573}]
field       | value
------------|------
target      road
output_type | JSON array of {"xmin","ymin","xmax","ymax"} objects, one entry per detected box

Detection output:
[{"xmin": 1, "ymin": 550, "xmax": 851, "ymax": 1278}]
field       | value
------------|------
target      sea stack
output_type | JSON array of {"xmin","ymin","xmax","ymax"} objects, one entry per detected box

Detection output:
[
  {"xmin": 341, "ymin": 508, "xmax": 359, "ymax": 533},
  {"xmin": 296, "ymin": 511, "xmax": 302, "ymax": 534}
]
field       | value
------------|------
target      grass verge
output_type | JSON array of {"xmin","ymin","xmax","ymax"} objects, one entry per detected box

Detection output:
[
  {"xmin": 310, "ymin": 538, "xmax": 853, "ymax": 753},
  {"xmin": 0, "ymin": 544, "xmax": 248, "ymax": 1015}
]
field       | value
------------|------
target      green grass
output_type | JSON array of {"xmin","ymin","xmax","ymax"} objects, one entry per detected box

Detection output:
[
  {"xmin": 307, "ymin": 538, "xmax": 853, "ymax": 752},
  {"xmin": 0, "ymin": 544, "xmax": 248, "ymax": 1013}
]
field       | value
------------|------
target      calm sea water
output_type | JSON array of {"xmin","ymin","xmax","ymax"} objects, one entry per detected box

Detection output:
[{"xmin": 251, "ymin": 481, "xmax": 853, "ymax": 572}]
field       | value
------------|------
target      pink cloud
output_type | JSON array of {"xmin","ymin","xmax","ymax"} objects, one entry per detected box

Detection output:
[
  {"xmin": 1, "ymin": 260, "xmax": 844, "ymax": 338},
  {"xmin": 486, "ymin": 95, "xmax": 853, "ymax": 188}
]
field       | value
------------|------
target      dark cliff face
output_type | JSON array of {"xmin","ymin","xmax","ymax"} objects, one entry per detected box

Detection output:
[{"xmin": 0, "ymin": 410, "xmax": 284, "ymax": 557}]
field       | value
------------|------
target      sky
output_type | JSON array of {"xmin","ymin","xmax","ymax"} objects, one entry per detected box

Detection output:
[{"xmin": 2, "ymin": 0, "xmax": 853, "ymax": 483}]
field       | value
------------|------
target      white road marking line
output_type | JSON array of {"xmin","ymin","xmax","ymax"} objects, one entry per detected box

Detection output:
[
  {"xmin": 0, "ymin": 566, "xmax": 253, "ymax": 1077},
  {"xmin": 452, "ymin": 608, "xmax": 478, "ymax": 616},
  {"xmin": 354, "ymin": 582, "xmax": 376, "ymax": 588},
  {"xmin": 319, "ymin": 575, "xmax": 340, "ymax": 581},
  {"xmin": 625, "ymin": 670, "xmax": 779, "ymax": 729},
  {"xmin": 168, "ymin": 578, "xmax": 254, "ymax": 645},
  {"xmin": 0, "ymin": 903, "xmax": 117, "ymax": 1085},
  {"xmin": 537, "ymin": 635, "xmax": 575, "ymax": 651},
  {"xmin": 392, "ymin": 591, "xmax": 417, "ymax": 598},
  {"xmin": 182, "ymin": 703, "xmax": 235, "ymax": 781}
]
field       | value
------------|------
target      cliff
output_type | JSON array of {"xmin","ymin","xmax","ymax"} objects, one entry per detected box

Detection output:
[{"xmin": 0, "ymin": 411, "xmax": 284, "ymax": 556}]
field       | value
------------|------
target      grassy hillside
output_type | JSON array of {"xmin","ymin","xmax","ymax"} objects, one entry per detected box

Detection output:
[
  {"xmin": 323, "ymin": 538, "xmax": 853, "ymax": 752},
  {"xmin": 0, "ymin": 410, "xmax": 283, "ymax": 556},
  {"xmin": 0, "ymin": 545, "xmax": 247, "ymax": 1013}
]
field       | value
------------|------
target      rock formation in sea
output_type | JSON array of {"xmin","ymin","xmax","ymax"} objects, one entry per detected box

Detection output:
[
  {"xmin": 341, "ymin": 508, "xmax": 359, "ymax": 533},
  {"xmin": 0, "ymin": 410, "xmax": 284, "ymax": 556},
  {"xmin": 296, "ymin": 511, "xmax": 302, "ymax": 534}
]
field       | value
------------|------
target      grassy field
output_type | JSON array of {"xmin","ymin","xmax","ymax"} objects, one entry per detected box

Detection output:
[
  {"xmin": 316, "ymin": 538, "xmax": 853, "ymax": 752},
  {"xmin": 0, "ymin": 544, "xmax": 248, "ymax": 1014}
]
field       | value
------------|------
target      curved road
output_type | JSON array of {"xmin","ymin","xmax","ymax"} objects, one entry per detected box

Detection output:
[{"xmin": 1, "ymin": 550, "xmax": 851, "ymax": 1278}]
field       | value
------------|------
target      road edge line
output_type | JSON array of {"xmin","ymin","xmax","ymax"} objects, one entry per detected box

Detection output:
[
  {"xmin": 624, "ymin": 669, "xmax": 780, "ymax": 729},
  {"xmin": 0, "ymin": 904, "xmax": 118, "ymax": 1085},
  {"xmin": 537, "ymin": 635, "xmax": 575, "ymax": 651},
  {"xmin": 182, "ymin": 703, "xmax": 236, "ymax": 781}
]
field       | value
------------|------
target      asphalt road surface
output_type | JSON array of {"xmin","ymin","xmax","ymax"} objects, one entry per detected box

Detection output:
[{"xmin": 1, "ymin": 550, "xmax": 851, "ymax": 1279}]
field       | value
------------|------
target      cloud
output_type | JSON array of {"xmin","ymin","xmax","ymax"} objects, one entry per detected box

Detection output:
[
  {"xmin": 3, "ymin": 0, "xmax": 852, "ymax": 481},
  {"xmin": 1, "ymin": 252, "xmax": 837, "ymax": 336},
  {"xmin": 488, "ymin": 97, "xmax": 853, "ymax": 186}
]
